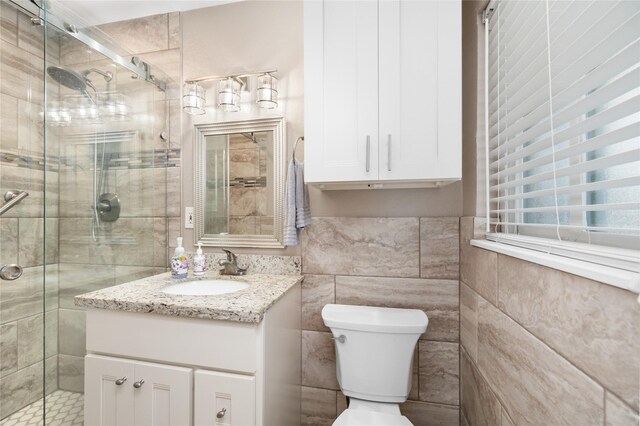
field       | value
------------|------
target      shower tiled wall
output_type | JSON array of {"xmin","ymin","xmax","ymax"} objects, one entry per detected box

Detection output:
[
  {"xmin": 300, "ymin": 217, "xmax": 461, "ymax": 426},
  {"xmin": 459, "ymin": 217, "xmax": 640, "ymax": 426},
  {"xmin": 0, "ymin": 2, "xmax": 59, "ymax": 418}
]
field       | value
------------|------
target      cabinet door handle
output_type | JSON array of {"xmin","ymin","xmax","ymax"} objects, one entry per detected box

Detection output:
[
  {"xmin": 387, "ymin": 134, "xmax": 392, "ymax": 171},
  {"xmin": 133, "ymin": 379, "xmax": 145, "ymax": 389},
  {"xmin": 115, "ymin": 377, "xmax": 127, "ymax": 386},
  {"xmin": 366, "ymin": 136, "xmax": 371, "ymax": 173},
  {"xmin": 216, "ymin": 408, "xmax": 227, "ymax": 419}
]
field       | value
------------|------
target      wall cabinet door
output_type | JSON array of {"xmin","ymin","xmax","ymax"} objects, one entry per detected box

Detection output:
[
  {"xmin": 304, "ymin": 0, "xmax": 379, "ymax": 183},
  {"xmin": 85, "ymin": 355, "xmax": 192, "ymax": 426},
  {"xmin": 133, "ymin": 361, "xmax": 192, "ymax": 426},
  {"xmin": 379, "ymin": 0, "xmax": 461, "ymax": 181},
  {"xmin": 194, "ymin": 370, "xmax": 255, "ymax": 426},
  {"xmin": 85, "ymin": 355, "xmax": 135, "ymax": 426},
  {"xmin": 304, "ymin": 0, "xmax": 461, "ymax": 185}
]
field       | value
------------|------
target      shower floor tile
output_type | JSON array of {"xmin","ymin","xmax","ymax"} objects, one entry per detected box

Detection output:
[{"xmin": 0, "ymin": 390, "xmax": 83, "ymax": 426}]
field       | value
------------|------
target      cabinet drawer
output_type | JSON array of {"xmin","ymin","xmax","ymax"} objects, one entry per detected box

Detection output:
[
  {"xmin": 194, "ymin": 370, "xmax": 256, "ymax": 426},
  {"xmin": 86, "ymin": 309, "xmax": 259, "ymax": 373}
]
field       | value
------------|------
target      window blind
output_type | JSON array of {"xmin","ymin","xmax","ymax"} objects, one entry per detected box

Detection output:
[{"xmin": 485, "ymin": 0, "xmax": 640, "ymax": 258}]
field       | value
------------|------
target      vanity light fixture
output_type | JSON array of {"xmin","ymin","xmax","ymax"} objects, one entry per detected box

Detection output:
[
  {"xmin": 256, "ymin": 73, "xmax": 278, "ymax": 109},
  {"xmin": 217, "ymin": 77, "xmax": 243, "ymax": 112},
  {"xmin": 183, "ymin": 69, "xmax": 278, "ymax": 114},
  {"xmin": 183, "ymin": 82, "xmax": 206, "ymax": 115}
]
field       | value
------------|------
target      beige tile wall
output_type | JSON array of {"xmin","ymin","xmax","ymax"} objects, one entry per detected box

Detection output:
[
  {"xmin": 459, "ymin": 217, "xmax": 640, "ymax": 426},
  {"xmin": 300, "ymin": 216, "xmax": 461, "ymax": 426}
]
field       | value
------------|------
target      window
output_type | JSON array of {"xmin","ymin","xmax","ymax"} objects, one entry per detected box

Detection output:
[{"xmin": 483, "ymin": 0, "xmax": 640, "ymax": 275}]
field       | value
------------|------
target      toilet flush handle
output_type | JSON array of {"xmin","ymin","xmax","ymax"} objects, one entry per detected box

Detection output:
[{"xmin": 331, "ymin": 335, "xmax": 346, "ymax": 344}]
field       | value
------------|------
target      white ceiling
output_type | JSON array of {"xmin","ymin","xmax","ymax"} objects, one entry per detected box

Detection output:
[{"xmin": 56, "ymin": 0, "xmax": 241, "ymax": 26}]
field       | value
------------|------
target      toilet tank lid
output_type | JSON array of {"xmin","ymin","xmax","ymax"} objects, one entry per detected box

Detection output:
[{"xmin": 322, "ymin": 304, "xmax": 428, "ymax": 334}]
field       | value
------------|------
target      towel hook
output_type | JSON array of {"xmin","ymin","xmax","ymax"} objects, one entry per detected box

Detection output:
[{"xmin": 293, "ymin": 136, "xmax": 304, "ymax": 161}]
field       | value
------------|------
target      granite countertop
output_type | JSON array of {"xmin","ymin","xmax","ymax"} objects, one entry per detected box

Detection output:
[{"xmin": 74, "ymin": 271, "xmax": 303, "ymax": 323}]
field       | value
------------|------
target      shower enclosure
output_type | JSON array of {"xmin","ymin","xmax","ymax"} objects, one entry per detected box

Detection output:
[{"xmin": 0, "ymin": 0, "xmax": 172, "ymax": 423}]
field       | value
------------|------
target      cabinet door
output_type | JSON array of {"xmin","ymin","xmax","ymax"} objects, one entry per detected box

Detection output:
[
  {"xmin": 133, "ymin": 361, "xmax": 192, "ymax": 426},
  {"xmin": 85, "ymin": 354, "xmax": 135, "ymax": 426},
  {"xmin": 194, "ymin": 370, "xmax": 255, "ymax": 426},
  {"xmin": 379, "ymin": 0, "xmax": 461, "ymax": 181},
  {"xmin": 304, "ymin": 0, "xmax": 379, "ymax": 183}
]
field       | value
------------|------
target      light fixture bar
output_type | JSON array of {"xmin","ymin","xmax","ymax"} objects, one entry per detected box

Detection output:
[{"xmin": 185, "ymin": 69, "xmax": 278, "ymax": 84}]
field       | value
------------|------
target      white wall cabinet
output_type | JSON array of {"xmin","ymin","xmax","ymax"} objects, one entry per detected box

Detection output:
[
  {"xmin": 83, "ymin": 284, "xmax": 301, "ymax": 426},
  {"xmin": 304, "ymin": 0, "xmax": 461, "ymax": 189},
  {"xmin": 85, "ymin": 355, "xmax": 192, "ymax": 426}
]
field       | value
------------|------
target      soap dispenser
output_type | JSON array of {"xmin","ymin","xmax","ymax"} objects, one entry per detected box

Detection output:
[
  {"xmin": 170, "ymin": 237, "xmax": 188, "ymax": 279},
  {"xmin": 193, "ymin": 242, "xmax": 206, "ymax": 276}
]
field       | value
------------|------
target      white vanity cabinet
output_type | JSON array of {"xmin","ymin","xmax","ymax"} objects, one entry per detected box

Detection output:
[
  {"xmin": 304, "ymin": 0, "xmax": 461, "ymax": 189},
  {"xmin": 85, "ymin": 355, "xmax": 192, "ymax": 425},
  {"xmin": 82, "ymin": 283, "xmax": 301, "ymax": 426}
]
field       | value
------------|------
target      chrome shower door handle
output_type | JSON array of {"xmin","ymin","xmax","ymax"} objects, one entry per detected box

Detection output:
[
  {"xmin": 0, "ymin": 264, "xmax": 23, "ymax": 280},
  {"xmin": 365, "ymin": 136, "xmax": 371, "ymax": 173},
  {"xmin": 387, "ymin": 134, "xmax": 392, "ymax": 171}
]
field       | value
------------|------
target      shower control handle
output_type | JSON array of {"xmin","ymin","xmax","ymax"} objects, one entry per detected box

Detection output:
[
  {"xmin": 115, "ymin": 377, "xmax": 127, "ymax": 386},
  {"xmin": 0, "ymin": 264, "xmax": 23, "ymax": 281},
  {"xmin": 133, "ymin": 379, "xmax": 145, "ymax": 389}
]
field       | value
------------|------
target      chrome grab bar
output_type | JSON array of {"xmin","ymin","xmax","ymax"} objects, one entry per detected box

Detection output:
[{"xmin": 0, "ymin": 190, "xmax": 28, "ymax": 216}]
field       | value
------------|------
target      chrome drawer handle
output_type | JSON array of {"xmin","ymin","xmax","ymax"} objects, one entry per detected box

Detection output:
[
  {"xmin": 133, "ymin": 379, "xmax": 145, "ymax": 388},
  {"xmin": 216, "ymin": 408, "xmax": 227, "ymax": 419},
  {"xmin": 331, "ymin": 335, "xmax": 346, "ymax": 344},
  {"xmin": 115, "ymin": 377, "xmax": 127, "ymax": 386}
]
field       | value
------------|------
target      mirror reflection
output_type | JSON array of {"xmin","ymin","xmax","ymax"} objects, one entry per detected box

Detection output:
[{"xmin": 204, "ymin": 131, "xmax": 274, "ymax": 236}]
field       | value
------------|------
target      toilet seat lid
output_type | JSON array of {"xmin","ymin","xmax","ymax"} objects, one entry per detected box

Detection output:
[{"xmin": 333, "ymin": 409, "xmax": 413, "ymax": 426}]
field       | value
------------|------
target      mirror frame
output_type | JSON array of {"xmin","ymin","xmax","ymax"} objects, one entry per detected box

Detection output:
[{"xmin": 194, "ymin": 117, "xmax": 286, "ymax": 248}]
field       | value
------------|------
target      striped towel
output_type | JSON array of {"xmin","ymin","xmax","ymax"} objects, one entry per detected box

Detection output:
[{"xmin": 283, "ymin": 159, "xmax": 312, "ymax": 246}]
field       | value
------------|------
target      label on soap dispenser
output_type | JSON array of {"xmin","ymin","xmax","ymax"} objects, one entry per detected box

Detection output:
[
  {"xmin": 194, "ymin": 256, "xmax": 206, "ymax": 276},
  {"xmin": 171, "ymin": 255, "xmax": 188, "ymax": 278}
]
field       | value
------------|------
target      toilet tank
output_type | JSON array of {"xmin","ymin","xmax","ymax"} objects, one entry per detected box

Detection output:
[{"xmin": 321, "ymin": 304, "xmax": 428, "ymax": 403}]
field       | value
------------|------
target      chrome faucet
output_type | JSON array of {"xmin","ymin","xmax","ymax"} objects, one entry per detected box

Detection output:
[{"xmin": 219, "ymin": 249, "xmax": 247, "ymax": 276}]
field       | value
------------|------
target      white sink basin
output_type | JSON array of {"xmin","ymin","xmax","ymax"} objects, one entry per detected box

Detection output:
[{"xmin": 162, "ymin": 279, "xmax": 250, "ymax": 296}]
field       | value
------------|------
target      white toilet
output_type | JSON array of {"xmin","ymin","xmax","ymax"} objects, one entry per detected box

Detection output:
[{"xmin": 321, "ymin": 304, "xmax": 428, "ymax": 426}]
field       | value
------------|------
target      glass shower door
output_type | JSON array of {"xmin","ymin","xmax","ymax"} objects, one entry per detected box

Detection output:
[
  {"xmin": 1, "ymin": 0, "xmax": 170, "ymax": 423},
  {"xmin": 0, "ymin": 0, "xmax": 56, "ymax": 423}
]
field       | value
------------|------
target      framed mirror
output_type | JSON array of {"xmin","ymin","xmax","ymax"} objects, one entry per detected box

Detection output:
[{"xmin": 194, "ymin": 117, "xmax": 285, "ymax": 248}]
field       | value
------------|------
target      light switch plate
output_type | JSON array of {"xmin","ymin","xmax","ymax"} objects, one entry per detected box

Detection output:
[{"xmin": 185, "ymin": 207, "xmax": 194, "ymax": 228}]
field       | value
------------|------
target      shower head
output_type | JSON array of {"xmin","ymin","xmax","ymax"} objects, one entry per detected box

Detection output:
[{"xmin": 47, "ymin": 66, "xmax": 88, "ymax": 92}]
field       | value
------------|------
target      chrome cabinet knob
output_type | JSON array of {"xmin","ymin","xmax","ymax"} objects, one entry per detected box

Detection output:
[
  {"xmin": 216, "ymin": 408, "xmax": 227, "ymax": 419},
  {"xmin": 0, "ymin": 264, "xmax": 23, "ymax": 280},
  {"xmin": 133, "ymin": 379, "xmax": 145, "ymax": 388},
  {"xmin": 115, "ymin": 377, "xmax": 127, "ymax": 386}
]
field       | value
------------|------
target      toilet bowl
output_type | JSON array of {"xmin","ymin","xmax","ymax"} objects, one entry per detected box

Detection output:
[{"xmin": 321, "ymin": 304, "xmax": 428, "ymax": 426}]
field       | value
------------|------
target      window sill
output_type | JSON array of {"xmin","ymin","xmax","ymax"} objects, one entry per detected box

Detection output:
[{"xmin": 471, "ymin": 239, "xmax": 640, "ymax": 295}]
